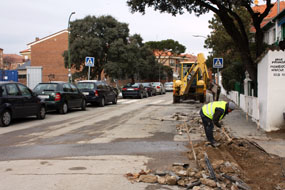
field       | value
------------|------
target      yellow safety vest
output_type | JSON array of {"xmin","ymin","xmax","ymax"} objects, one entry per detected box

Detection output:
[{"xmin": 202, "ymin": 101, "xmax": 227, "ymax": 120}]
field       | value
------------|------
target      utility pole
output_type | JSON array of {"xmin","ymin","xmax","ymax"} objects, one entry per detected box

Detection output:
[{"xmin": 68, "ymin": 12, "xmax": 75, "ymax": 83}]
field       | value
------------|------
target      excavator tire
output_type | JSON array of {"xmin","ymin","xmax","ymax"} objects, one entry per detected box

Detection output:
[{"xmin": 173, "ymin": 95, "xmax": 180, "ymax": 103}]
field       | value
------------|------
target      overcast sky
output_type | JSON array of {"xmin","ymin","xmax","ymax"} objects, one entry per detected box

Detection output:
[{"xmin": 0, "ymin": 0, "xmax": 213, "ymax": 56}]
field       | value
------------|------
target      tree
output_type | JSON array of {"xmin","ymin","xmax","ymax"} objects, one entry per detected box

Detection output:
[
  {"xmin": 64, "ymin": 15, "xmax": 129, "ymax": 80},
  {"xmin": 127, "ymin": 0, "xmax": 275, "ymax": 83},
  {"xmin": 204, "ymin": 8, "xmax": 250, "ymax": 91},
  {"xmin": 145, "ymin": 39, "xmax": 185, "ymax": 81},
  {"xmin": 145, "ymin": 39, "xmax": 186, "ymax": 54},
  {"xmin": 104, "ymin": 34, "xmax": 158, "ymax": 83}
]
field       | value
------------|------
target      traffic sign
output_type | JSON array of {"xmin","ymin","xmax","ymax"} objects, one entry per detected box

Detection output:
[
  {"xmin": 85, "ymin": 57, "xmax": 95, "ymax": 67},
  {"xmin": 213, "ymin": 58, "xmax": 223, "ymax": 68}
]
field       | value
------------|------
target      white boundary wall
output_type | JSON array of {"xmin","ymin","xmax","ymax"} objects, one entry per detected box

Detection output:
[
  {"xmin": 258, "ymin": 50, "xmax": 285, "ymax": 131},
  {"xmin": 223, "ymin": 50, "xmax": 285, "ymax": 132},
  {"xmin": 225, "ymin": 92, "xmax": 259, "ymax": 124}
]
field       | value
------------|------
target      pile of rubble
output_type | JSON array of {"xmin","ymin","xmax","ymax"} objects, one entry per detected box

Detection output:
[
  {"xmin": 125, "ymin": 146, "xmax": 252, "ymax": 190},
  {"xmin": 126, "ymin": 112, "xmax": 285, "ymax": 189},
  {"xmin": 125, "ymin": 139, "xmax": 285, "ymax": 189}
]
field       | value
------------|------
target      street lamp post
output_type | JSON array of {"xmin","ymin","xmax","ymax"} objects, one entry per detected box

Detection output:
[{"xmin": 68, "ymin": 12, "xmax": 75, "ymax": 83}]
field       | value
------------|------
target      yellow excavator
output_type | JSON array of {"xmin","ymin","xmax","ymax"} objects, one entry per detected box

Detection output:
[{"xmin": 173, "ymin": 53, "xmax": 220, "ymax": 103}]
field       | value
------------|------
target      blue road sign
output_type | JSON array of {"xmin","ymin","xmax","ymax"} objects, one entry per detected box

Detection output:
[
  {"xmin": 85, "ymin": 57, "xmax": 95, "ymax": 67},
  {"xmin": 213, "ymin": 58, "xmax": 223, "ymax": 68}
]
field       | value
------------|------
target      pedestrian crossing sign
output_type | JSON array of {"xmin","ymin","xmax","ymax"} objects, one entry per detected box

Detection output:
[
  {"xmin": 213, "ymin": 58, "xmax": 223, "ymax": 68},
  {"xmin": 85, "ymin": 57, "xmax": 95, "ymax": 67}
]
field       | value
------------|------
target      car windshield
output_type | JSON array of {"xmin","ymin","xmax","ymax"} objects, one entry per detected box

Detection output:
[
  {"xmin": 152, "ymin": 83, "xmax": 160, "ymax": 86},
  {"xmin": 77, "ymin": 82, "xmax": 95, "ymax": 90},
  {"xmin": 142, "ymin": 83, "xmax": 151, "ymax": 87},
  {"xmin": 125, "ymin": 83, "xmax": 139, "ymax": 88},
  {"xmin": 34, "ymin": 83, "xmax": 58, "ymax": 93}
]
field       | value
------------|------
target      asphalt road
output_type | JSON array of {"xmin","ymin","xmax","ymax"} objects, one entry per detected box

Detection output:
[{"xmin": 0, "ymin": 93, "xmax": 201, "ymax": 190}]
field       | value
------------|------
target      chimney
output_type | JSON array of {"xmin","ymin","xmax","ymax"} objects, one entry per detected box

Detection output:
[{"xmin": 35, "ymin": 37, "xmax": 40, "ymax": 41}]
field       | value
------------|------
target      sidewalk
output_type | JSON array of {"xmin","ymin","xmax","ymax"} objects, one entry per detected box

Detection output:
[{"xmin": 222, "ymin": 96, "xmax": 285, "ymax": 157}]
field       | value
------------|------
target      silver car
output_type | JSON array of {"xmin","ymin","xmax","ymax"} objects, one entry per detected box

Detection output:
[
  {"xmin": 164, "ymin": 82, "xmax": 173, "ymax": 92},
  {"xmin": 152, "ymin": 82, "xmax": 166, "ymax": 95}
]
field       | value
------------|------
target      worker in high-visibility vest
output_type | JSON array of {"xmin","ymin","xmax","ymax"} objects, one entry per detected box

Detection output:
[{"xmin": 200, "ymin": 101, "xmax": 236, "ymax": 147}]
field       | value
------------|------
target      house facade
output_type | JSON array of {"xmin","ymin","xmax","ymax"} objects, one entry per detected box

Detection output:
[
  {"xmin": 263, "ymin": 9, "xmax": 285, "ymax": 47},
  {"xmin": 25, "ymin": 29, "xmax": 69, "ymax": 83},
  {"xmin": 154, "ymin": 50, "xmax": 197, "ymax": 81},
  {"xmin": 252, "ymin": 1, "xmax": 285, "ymax": 46}
]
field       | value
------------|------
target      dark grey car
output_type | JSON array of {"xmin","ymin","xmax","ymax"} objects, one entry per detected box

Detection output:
[
  {"xmin": 0, "ymin": 82, "xmax": 46, "ymax": 127},
  {"xmin": 33, "ymin": 82, "xmax": 86, "ymax": 114},
  {"xmin": 77, "ymin": 80, "xmax": 117, "ymax": 107}
]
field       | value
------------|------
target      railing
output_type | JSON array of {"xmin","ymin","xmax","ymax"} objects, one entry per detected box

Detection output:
[{"xmin": 225, "ymin": 91, "xmax": 259, "ymax": 125}]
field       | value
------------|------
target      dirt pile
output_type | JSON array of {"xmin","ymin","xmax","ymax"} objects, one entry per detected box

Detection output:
[
  {"xmin": 125, "ymin": 138, "xmax": 285, "ymax": 189},
  {"xmin": 125, "ymin": 112, "xmax": 285, "ymax": 189}
]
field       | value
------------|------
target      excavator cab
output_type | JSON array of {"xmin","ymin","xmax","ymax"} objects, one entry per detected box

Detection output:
[{"xmin": 173, "ymin": 53, "xmax": 209, "ymax": 103}]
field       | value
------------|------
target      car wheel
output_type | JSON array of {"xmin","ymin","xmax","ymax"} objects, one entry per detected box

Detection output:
[
  {"xmin": 81, "ymin": 99, "xmax": 86, "ymax": 111},
  {"xmin": 123, "ymin": 95, "xmax": 127, "ymax": 99},
  {"xmin": 99, "ymin": 97, "xmax": 105, "ymax": 107},
  {"xmin": 59, "ymin": 102, "xmax": 68, "ymax": 114},
  {"xmin": 37, "ymin": 106, "xmax": 46, "ymax": 119},
  {"xmin": 0, "ymin": 110, "xmax": 11, "ymax": 127},
  {"xmin": 112, "ymin": 97, "xmax": 117, "ymax": 104},
  {"xmin": 145, "ymin": 92, "xmax": 148, "ymax": 98}
]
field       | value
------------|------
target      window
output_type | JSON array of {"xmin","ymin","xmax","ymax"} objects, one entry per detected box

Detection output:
[
  {"xmin": 77, "ymin": 83, "xmax": 95, "ymax": 90},
  {"xmin": 170, "ymin": 59, "xmax": 175, "ymax": 66},
  {"xmin": 70, "ymin": 83, "xmax": 78, "ymax": 92},
  {"xmin": 18, "ymin": 74, "xmax": 26, "ymax": 79},
  {"xmin": 6, "ymin": 84, "xmax": 20, "ymax": 96},
  {"xmin": 63, "ymin": 84, "xmax": 71, "ymax": 92},
  {"xmin": 18, "ymin": 84, "xmax": 32, "ymax": 96},
  {"xmin": 96, "ymin": 82, "xmax": 104, "ymax": 89},
  {"xmin": 281, "ymin": 24, "xmax": 285, "ymax": 40},
  {"xmin": 0, "ymin": 86, "xmax": 7, "ymax": 96}
]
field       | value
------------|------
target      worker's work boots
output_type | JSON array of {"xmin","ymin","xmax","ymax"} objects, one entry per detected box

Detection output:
[{"xmin": 210, "ymin": 141, "xmax": 221, "ymax": 148}]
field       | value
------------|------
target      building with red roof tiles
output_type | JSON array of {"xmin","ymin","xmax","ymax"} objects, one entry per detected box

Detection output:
[
  {"xmin": 251, "ymin": 1, "xmax": 285, "ymax": 33},
  {"xmin": 19, "ymin": 49, "xmax": 31, "ymax": 61},
  {"xmin": 261, "ymin": 4, "xmax": 285, "ymax": 46},
  {"xmin": 2, "ymin": 53, "xmax": 25, "ymax": 70},
  {"xmin": 153, "ymin": 50, "xmax": 196, "ymax": 81}
]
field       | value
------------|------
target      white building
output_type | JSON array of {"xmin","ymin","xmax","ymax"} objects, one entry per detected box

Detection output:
[{"xmin": 263, "ymin": 8, "xmax": 285, "ymax": 47}]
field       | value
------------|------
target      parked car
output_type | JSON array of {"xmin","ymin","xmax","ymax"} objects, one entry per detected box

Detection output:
[
  {"xmin": 164, "ymin": 82, "xmax": 173, "ymax": 92},
  {"xmin": 152, "ymin": 82, "xmax": 166, "ymax": 95},
  {"xmin": 76, "ymin": 80, "xmax": 117, "ymax": 107},
  {"xmin": 122, "ymin": 83, "xmax": 148, "ymax": 99},
  {"xmin": 141, "ymin": 83, "xmax": 156, "ymax": 97},
  {"xmin": 0, "ymin": 82, "xmax": 46, "ymax": 127},
  {"xmin": 33, "ymin": 82, "xmax": 86, "ymax": 114}
]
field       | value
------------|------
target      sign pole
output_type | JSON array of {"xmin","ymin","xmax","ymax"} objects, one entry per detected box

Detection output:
[
  {"xmin": 85, "ymin": 57, "xmax": 95, "ymax": 80},
  {"xmin": 88, "ymin": 66, "xmax": 91, "ymax": 80},
  {"xmin": 217, "ymin": 68, "xmax": 219, "ymax": 85}
]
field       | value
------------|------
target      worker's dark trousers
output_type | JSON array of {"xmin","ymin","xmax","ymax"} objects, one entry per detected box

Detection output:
[{"xmin": 200, "ymin": 109, "xmax": 214, "ymax": 143}]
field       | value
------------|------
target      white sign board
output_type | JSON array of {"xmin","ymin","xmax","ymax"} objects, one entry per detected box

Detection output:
[
  {"xmin": 85, "ymin": 57, "xmax": 95, "ymax": 67},
  {"xmin": 213, "ymin": 58, "xmax": 223, "ymax": 68},
  {"xmin": 270, "ymin": 58, "xmax": 285, "ymax": 77}
]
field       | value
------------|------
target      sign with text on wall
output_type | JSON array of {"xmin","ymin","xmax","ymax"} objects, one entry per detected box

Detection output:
[{"xmin": 270, "ymin": 58, "xmax": 285, "ymax": 77}]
